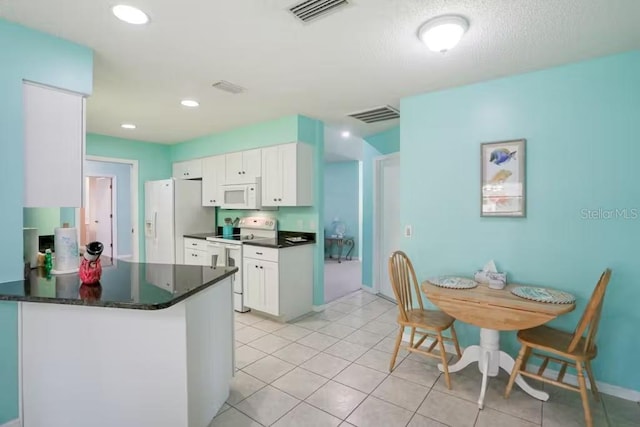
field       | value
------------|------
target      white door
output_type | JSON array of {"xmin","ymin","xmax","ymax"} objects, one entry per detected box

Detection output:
[
  {"xmin": 377, "ymin": 155, "xmax": 401, "ymax": 300},
  {"xmin": 243, "ymin": 258, "xmax": 262, "ymax": 311},
  {"xmin": 90, "ymin": 177, "xmax": 113, "ymax": 258}
]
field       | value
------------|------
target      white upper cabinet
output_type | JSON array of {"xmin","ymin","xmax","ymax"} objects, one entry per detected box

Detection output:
[
  {"xmin": 202, "ymin": 155, "xmax": 225, "ymax": 206},
  {"xmin": 24, "ymin": 82, "xmax": 85, "ymax": 208},
  {"xmin": 225, "ymin": 149, "xmax": 261, "ymax": 184},
  {"xmin": 261, "ymin": 143, "xmax": 313, "ymax": 207},
  {"xmin": 173, "ymin": 159, "xmax": 202, "ymax": 179}
]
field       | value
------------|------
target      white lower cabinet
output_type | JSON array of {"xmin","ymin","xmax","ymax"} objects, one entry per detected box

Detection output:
[
  {"xmin": 184, "ymin": 238, "xmax": 211, "ymax": 266},
  {"xmin": 243, "ymin": 245, "xmax": 313, "ymax": 321}
]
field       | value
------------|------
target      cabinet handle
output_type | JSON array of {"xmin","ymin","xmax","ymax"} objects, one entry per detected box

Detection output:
[
  {"xmin": 259, "ymin": 266, "xmax": 263, "ymax": 269},
  {"xmin": 278, "ymin": 198, "xmax": 282, "ymax": 201},
  {"xmin": 192, "ymin": 243, "xmax": 197, "ymax": 246},
  {"xmin": 273, "ymin": 198, "xmax": 277, "ymax": 202},
  {"xmin": 213, "ymin": 199, "xmax": 216, "ymax": 202},
  {"xmin": 256, "ymin": 252, "xmax": 263, "ymax": 255},
  {"xmin": 238, "ymin": 171, "xmax": 241, "ymax": 175},
  {"xmin": 255, "ymin": 265, "xmax": 258, "ymax": 268},
  {"xmin": 242, "ymin": 171, "xmax": 246, "ymax": 174}
]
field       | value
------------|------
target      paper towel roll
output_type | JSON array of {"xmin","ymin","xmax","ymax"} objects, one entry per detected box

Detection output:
[{"xmin": 52, "ymin": 227, "xmax": 79, "ymax": 274}]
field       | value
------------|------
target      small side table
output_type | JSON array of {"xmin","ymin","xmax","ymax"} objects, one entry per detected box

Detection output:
[{"xmin": 325, "ymin": 236, "xmax": 354, "ymax": 263}]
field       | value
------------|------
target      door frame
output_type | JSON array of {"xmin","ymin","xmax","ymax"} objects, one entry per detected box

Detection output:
[
  {"xmin": 83, "ymin": 175, "xmax": 117, "ymax": 258},
  {"xmin": 77, "ymin": 155, "xmax": 139, "ymax": 261},
  {"xmin": 372, "ymin": 152, "xmax": 400, "ymax": 294}
]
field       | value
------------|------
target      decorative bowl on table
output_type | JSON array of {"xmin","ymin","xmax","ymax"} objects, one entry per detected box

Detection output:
[{"xmin": 428, "ymin": 276, "xmax": 478, "ymax": 289}]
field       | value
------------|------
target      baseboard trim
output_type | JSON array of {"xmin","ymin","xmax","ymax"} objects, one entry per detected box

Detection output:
[
  {"xmin": 399, "ymin": 332, "xmax": 640, "ymax": 402},
  {"xmin": 312, "ymin": 304, "xmax": 327, "ymax": 312},
  {"xmin": 360, "ymin": 285, "xmax": 377, "ymax": 294},
  {"xmin": 116, "ymin": 254, "xmax": 133, "ymax": 260},
  {"xmin": 0, "ymin": 419, "xmax": 21, "ymax": 427}
]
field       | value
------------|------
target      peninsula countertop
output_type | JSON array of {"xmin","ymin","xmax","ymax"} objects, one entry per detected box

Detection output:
[{"xmin": 0, "ymin": 261, "xmax": 237, "ymax": 310}]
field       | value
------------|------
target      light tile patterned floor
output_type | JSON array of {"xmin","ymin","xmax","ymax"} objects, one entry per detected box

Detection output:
[{"xmin": 211, "ymin": 290, "xmax": 640, "ymax": 427}]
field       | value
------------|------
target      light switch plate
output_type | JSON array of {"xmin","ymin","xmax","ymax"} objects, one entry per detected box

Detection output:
[{"xmin": 404, "ymin": 225, "xmax": 412, "ymax": 238}]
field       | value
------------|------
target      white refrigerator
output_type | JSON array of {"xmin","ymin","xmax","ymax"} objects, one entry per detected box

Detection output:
[{"xmin": 144, "ymin": 179, "xmax": 215, "ymax": 264}]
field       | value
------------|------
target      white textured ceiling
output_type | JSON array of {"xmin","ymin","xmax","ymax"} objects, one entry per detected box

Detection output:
[{"xmin": 2, "ymin": 0, "xmax": 639, "ymax": 144}]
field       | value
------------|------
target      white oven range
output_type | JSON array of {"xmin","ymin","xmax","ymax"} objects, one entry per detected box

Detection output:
[{"xmin": 206, "ymin": 216, "xmax": 277, "ymax": 312}]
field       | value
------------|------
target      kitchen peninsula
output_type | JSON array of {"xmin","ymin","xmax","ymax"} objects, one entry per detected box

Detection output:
[{"xmin": 0, "ymin": 261, "xmax": 237, "ymax": 427}]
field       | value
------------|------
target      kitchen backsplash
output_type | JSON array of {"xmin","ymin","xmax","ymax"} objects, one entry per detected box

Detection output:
[{"xmin": 216, "ymin": 206, "xmax": 317, "ymax": 232}]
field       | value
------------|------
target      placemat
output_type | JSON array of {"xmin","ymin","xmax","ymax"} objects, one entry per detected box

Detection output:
[
  {"xmin": 511, "ymin": 286, "xmax": 575, "ymax": 304},
  {"xmin": 428, "ymin": 276, "xmax": 478, "ymax": 289}
]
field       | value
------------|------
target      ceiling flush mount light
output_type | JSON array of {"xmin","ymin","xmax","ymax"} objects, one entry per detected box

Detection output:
[
  {"xmin": 418, "ymin": 15, "xmax": 469, "ymax": 53},
  {"xmin": 341, "ymin": 131, "xmax": 351, "ymax": 138},
  {"xmin": 121, "ymin": 123, "xmax": 136, "ymax": 129},
  {"xmin": 180, "ymin": 99, "xmax": 199, "ymax": 108},
  {"xmin": 112, "ymin": 5, "xmax": 149, "ymax": 25}
]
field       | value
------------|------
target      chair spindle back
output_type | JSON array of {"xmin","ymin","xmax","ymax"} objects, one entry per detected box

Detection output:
[
  {"xmin": 568, "ymin": 269, "xmax": 612, "ymax": 354},
  {"xmin": 388, "ymin": 251, "xmax": 424, "ymax": 322}
]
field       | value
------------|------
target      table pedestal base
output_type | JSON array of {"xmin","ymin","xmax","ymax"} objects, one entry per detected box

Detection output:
[{"xmin": 437, "ymin": 328, "xmax": 548, "ymax": 409}]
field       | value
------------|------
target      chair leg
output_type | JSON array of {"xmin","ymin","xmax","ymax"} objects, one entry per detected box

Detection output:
[
  {"xmin": 576, "ymin": 362, "xmax": 593, "ymax": 427},
  {"xmin": 450, "ymin": 323, "xmax": 462, "ymax": 358},
  {"xmin": 585, "ymin": 360, "xmax": 600, "ymax": 402},
  {"xmin": 505, "ymin": 345, "xmax": 528, "ymax": 398},
  {"xmin": 437, "ymin": 332, "xmax": 452, "ymax": 390},
  {"xmin": 389, "ymin": 326, "xmax": 404, "ymax": 372},
  {"xmin": 410, "ymin": 327, "xmax": 416, "ymax": 348}
]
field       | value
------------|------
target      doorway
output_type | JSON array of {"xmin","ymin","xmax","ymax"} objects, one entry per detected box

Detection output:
[
  {"xmin": 374, "ymin": 154, "xmax": 400, "ymax": 300},
  {"xmin": 81, "ymin": 176, "xmax": 115, "ymax": 259}
]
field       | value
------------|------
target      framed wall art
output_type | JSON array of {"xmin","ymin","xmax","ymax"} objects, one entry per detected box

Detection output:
[{"xmin": 481, "ymin": 139, "xmax": 526, "ymax": 217}]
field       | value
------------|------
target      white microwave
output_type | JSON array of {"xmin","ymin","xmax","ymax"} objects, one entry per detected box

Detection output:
[{"xmin": 221, "ymin": 180, "xmax": 261, "ymax": 210}]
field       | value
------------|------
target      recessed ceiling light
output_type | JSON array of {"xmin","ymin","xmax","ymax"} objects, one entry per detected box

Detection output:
[
  {"xmin": 121, "ymin": 123, "xmax": 136, "ymax": 129},
  {"xmin": 341, "ymin": 131, "xmax": 351, "ymax": 138},
  {"xmin": 180, "ymin": 99, "xmax": 200, "ymax": 108},
  {"xmin": 418, "ymin": 15, "xmax": 469, "ymax": 53},
  {"xmin": 112, "ymin": 5, "xmax": 149, "ymax": 25}
]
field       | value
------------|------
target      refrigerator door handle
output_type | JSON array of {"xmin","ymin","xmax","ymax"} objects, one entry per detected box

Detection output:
[{"xmin": 153, "ymin": 211, "xmax": 158, "ymax": 239}]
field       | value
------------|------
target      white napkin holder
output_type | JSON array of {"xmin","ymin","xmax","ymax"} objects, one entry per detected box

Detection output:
[{"xmin": 474, "ymin": 260, "xmax": 507, "ymax": 290}]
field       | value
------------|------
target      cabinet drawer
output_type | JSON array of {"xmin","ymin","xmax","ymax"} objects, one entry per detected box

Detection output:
[
  {"xmin": 243, "ymin": 246, "xmax": 278, "ymax": 262},
  {"xmin": 184, "ymin": 238, "xmax": 207, "ymax": 251},
  {"xmin": 185, "ymin": 248, "xmax": 209, "ymax": 266}
]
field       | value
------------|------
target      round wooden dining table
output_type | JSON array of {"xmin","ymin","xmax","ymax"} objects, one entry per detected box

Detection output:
[{"xmin": 422, "ymin": 279, "xmax": 575, "ymax": 409}]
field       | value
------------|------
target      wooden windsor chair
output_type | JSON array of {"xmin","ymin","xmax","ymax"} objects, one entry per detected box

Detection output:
[
  {"xmin": 388, "ymin": 251, "xmax": 462, "ymax": 389},
  {"xmin": 505, "ymin": 269, "xmax": 612, "ymax": 427}
]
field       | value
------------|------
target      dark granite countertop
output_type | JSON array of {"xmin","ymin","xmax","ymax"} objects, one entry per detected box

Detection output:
[
  {"xmin": 183, "ymin": 232, "xmax": 218, "ymax": 240},
  {"xmin": 242, "ymin": 231, "xmax": 316, "ymax": 249},
  {"xmin": 0, "ymin": 261, "xmax": 237, "ymax": 310}
]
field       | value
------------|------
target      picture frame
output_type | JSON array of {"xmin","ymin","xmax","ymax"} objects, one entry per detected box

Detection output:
[{"xmin": 481, "ymin": 139, "xmax": 526, "ymax": 217}]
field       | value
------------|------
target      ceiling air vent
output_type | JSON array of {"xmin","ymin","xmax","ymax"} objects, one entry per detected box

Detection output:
[
  {"xmin": 289, "ymin": 0, "xmax": 349, "ymax": 23},
  {"xmin": 348, "ymin": 105, "xmax": 400, "ymax": 123},
  {"xmin": 211, "ymin": 80, "xmax": 246, "ymax": 94}
]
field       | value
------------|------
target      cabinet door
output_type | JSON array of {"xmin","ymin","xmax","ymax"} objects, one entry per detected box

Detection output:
[
  {"xmin": 202, "ymin": 155, "xmax": 226, "ymax": 206},
  {"xmin": 24, "ymin": 83, "xmax": 85, "ymax": 207},
  {"xmin": 279, "ymin": 144, "xmax": 298, "ymax": 206},
  {"xmin": 243, "ymin": 258, "xmax": 263, "ymax": 311},
  {"xmin": 225, "ymin": 152, "xmax": 244, "ymax": 184},
  {"xmin": 173, "ymin": 159, "xmax": 202, "ymax": 179},
  {"xmin": 261, "ymin": 261, "xmax": 279, "ymax": 316},
  {"xmin": 242, "ymin": 149, "xmax": 262, "ymax": 182},
  {"xmin": 185, "ymin": 248, "xmax": 208, "ymax": 266},
  {"xmin": 261, "ymin": 146, "xmax": 281, "ymax": 206}
]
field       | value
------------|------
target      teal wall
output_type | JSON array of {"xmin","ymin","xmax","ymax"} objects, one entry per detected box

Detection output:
[
  {"xmin": 324, "ymin": 161, "xmax": 360, "ymax": 258},
  {"xmin": 0, "ymin": 18, "xmax": 93, "ymax": 423},
  {"xmin": 365, "ymin": 126, "xmax": 400, "ymax": 155},
  {"xmin": 85, "ymin": 160, "xmax": 134, "ymax": 256},
  {"xmin": 360, "ymin": 142, "xmax": 382, "ymax": 287},
  {"xmin": 23, "ymin": 208, "xmax": 62, "ymax": 235},
  {"xmin": 401, "ymin": 51, "xmax": 640, "ymax": 391},
  {"xmin": 86, "ymin": 134, "xmax": 172, "ymax": 261}
]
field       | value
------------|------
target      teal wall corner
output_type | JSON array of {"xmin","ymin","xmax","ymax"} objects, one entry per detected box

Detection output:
[
  {"xmin": 361, "ymin": 141, "xmax": 382, "ymax": 288},
  {"xmin": 400, "ymin": 50, "xmax": 640, "ymax": 391},
  {"xmin": 324, "ymin": 161, "xmax": 360, "ymax": 258},
  {"xmin": 0, "ymin": 17, "xmax": 93, "ymax": 424},
  {"xmin": 86, "ymin": 133, "xmax": 172, "ymax": 261},
  {"xmin": 364, "ymin": 126, "xmax": 400, "ymax": 155}
]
